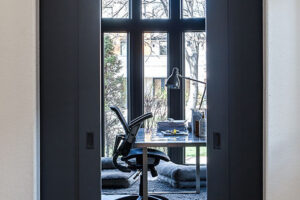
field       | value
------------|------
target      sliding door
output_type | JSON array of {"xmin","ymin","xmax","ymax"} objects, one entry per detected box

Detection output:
[
  {"xmin": 207, "ymin": 0, "xmax": 263, "ymax": 199},
  {"xmin": 40, "ymin": 0, "xmax": 101, "ymax": 200}
]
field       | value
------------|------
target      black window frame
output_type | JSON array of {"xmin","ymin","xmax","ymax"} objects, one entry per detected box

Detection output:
[{"xmin": 101, "ymin": 0, "xmax": 205, "ymax": 163}]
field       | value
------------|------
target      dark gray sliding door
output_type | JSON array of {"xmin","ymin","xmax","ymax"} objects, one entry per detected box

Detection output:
[
  {"xmin": 207, "ymin": 0, "xmax": 230, "ymax": 198},
  {"xmin": 40, "ymin": 0, "xmax": 101, "ymax": 200},
  {"xmin": 207, "ymin": 0, "xmax": 263, "ymax": 200}
]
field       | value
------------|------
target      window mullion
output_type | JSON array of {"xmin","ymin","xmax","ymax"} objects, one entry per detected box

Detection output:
[
  {"xmin": 129, "ymin": 30, "xmax": 143, "ymax": 120},
  {"xmin": 131, "ymin": 0, "xmax": 141, "ymax": 21},
  {"xmin": 170, "ymin": 0, "xmax": 180, "ymax": 20}
]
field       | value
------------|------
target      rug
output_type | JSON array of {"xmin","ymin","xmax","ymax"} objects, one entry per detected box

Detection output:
[{"xmin": 102, "ymin": 177, "xmax": 207, "ymax": 200}]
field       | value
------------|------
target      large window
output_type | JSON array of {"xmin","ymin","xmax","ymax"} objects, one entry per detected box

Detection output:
[
  {"xmin": 103, "ymin": 33, "xmax": 128, "ymax": 156},
  {"xmin": 144, "ymin": 32, "xmax": 168, "ymax": 130},
  {"xmin": 102, "ymin": 0, "xmax": 206, "ymax": 161}
]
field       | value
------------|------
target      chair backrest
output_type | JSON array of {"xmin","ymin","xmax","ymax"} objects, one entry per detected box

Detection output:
[
  {"xmin": 109, "ymin": 106, "xmax": 153, "ymax": 172},
  {"xmin": 110, "ymin": 106, "xmax": 130, "ymax": 134}
]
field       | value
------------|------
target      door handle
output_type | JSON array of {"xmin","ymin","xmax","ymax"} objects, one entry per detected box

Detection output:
[
  {"xmin": 86, "ymin": 132, "xmax": 94, "ymax": 149},
  {"xmin": 213, "ymin": 132, "xmax": 221, "ymax": 150}
]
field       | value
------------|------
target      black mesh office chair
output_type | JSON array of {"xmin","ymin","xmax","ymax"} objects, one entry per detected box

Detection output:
[{"xmin": 110, "ymin": 106, "xmax": 170, "ymax": 200}]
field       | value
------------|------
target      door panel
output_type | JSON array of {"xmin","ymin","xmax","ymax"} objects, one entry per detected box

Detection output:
[
  {"xmin": 207, "ymin": 0, "xmax": 230, "ymax": 199},
  {"xmin": 40, "ymin": 0, "xmax": 101, "ymax": 200},
  {"xmin": 78, "ymin": 0, "xmax": 101, "ymax": 199},
  {"xmin": 207, "ymin": 0, "xmax": 263, "ymax": 200},
  {"xmin": 228, "ymin": 0, "xmax": 263, "ymax": 199}
]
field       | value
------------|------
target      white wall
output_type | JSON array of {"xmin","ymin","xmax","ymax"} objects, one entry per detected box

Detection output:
[
  {"xmin": 1, "ymin": 0, "xmax": 300, "ymax": 199},
  {"xmin": 265, "ymin": 0, "xmax": 300, "ymax": 199},
  {"xmin": 0, "ymin": 0, "xmax": 39, "ymax": 200}
]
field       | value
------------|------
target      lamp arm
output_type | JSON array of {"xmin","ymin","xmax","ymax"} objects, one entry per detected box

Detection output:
[
  {"xmin": 178, "ymin": 75, "xmax": 206, "ymax": 85},
  {"xmin": 199, "ymin": 86, "xmax": 206, "ymax": 110},
  {"xmin": 178, "ymin": 74, "xmax": 206, "ymax": 110}
]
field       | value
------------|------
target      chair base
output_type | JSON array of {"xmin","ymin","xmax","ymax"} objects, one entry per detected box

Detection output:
[{"xmin": 116, "ymin": 195, "xmax": 168, "ymax": 200}]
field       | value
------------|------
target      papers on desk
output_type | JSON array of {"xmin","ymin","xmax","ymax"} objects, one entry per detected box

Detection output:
[
  {"xmin": 157, "ymin": 119, "xmax": 187, "ymax": 132},
  {"xmin": 161, "ymin": 130, "xmax": 189, "ymax": 136}
]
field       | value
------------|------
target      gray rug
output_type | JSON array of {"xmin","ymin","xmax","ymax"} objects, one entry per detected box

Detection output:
[{"xmin": 102, "ymin": 178, "xmax": 207, "ymax": 200}]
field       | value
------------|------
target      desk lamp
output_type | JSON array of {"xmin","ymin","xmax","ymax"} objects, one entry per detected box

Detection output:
[{"xmin": 165, "ymin": 67, "xmax": 206, "ymax": 110}]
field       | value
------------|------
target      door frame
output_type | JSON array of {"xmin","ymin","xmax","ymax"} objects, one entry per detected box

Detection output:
[{"xmin": 40, "ymin": 0, "xmax": 262, "ymax": 199}]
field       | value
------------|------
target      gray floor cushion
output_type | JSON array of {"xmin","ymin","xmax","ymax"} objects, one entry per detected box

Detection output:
[
  {"xmin": 158, "ymin": 174, "xmax": 206, "ymax": 188},
  {"xmin": 101, "ymin": 157, "xmax": 137, "ymax": 188},
  {"xmin": 102, "ymin": 157, "xmax": 116, "ymax": 169},
  {"xmin": 156, "ymin": 160, "xmax": 207, "ymax": 188},
  {"xmin": 102, "ymin": 169, "xmax": 137, "ymax": 188}
]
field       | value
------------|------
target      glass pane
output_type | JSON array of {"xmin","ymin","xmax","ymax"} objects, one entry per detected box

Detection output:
[
  {"xmin": 102, "ymin": 0, "xmax": 129, "ymax": 18},
  {"xmin": 184, "ymin": 32, "xmax": 206, "ymax": 164},
  {"xmin": 103, "ymin": 33, "xmax": 128, "ymax": 157},
  {"xmin": 182, "ymin": 0, "xmax": 206, "ymax": 18},
  {"xmin": 185, "ymin": 147, "xmax": 207, "ymax": 164},
  {"xmin": 144, "ymin": 32, "xmax": 168, "ymax": 130},
  {"xmin": 142, "ymin": 0, "xmax": 169, "ymax": 19}
]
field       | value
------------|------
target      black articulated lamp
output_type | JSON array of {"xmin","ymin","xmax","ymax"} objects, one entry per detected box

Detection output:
[{"xmin": 166, "ymin": 67, "xmax": 207, "ymax": 110}]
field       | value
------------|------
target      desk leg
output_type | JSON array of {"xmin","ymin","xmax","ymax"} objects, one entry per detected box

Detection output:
[
  {"xmin": 196, "ymin": 146, "xmax": 201, "ymax": 194},
  {"xmin": 142, "ymin": 147, "xmax": 148, "ymax": 200}
]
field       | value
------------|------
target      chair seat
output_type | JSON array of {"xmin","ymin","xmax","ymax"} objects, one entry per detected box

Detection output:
[
  {"xmin": 124, "ymin": 148, "xmax": 170, "ymax": 161},
  {"xmin": 122, "ymin": 148, "xmax": 170, "ymax": 170}
]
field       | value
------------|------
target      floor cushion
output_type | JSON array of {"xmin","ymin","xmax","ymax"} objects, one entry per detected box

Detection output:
[
  {"xmin": 156, "ymin": 160, "xmax": 207, "ymax": 188},
  {"xmin": 101, "ymin": 157, "xmax": 137, "ymax": 188}
]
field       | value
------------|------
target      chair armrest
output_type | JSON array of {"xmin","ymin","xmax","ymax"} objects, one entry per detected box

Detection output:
[
  {"xmin": 113, "ymin": 153, "xmax": 131, "ymax": 173},
  {"xmin": 129, "ymin": 113, "xmax": 153, "ymax": 129}
]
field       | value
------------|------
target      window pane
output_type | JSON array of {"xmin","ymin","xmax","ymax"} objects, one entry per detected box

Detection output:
[
  {"xmin": 103, "ymin": 33, "xmax": 128, "ymax": 157},
  {"xmin": 184, "ymin": 32, "xmax": 206, "ymax": 164},
  {"xmin": 142, "ymin": 0, "xmax": 169, "ymax": 19},
  {"xmin": 185, "ymin": 147, "xmax": 207, "ymax": 164},
  {"xmin": 102, "ymin": 0, "xmax": 129, "ymax": 18},
  {"xmin": 144, "ymin": 33, "xmax": 168, "ymax": 130},
  {"xmin": 182, "ymin": 0, "xmax": 206, "ymax": 18}
]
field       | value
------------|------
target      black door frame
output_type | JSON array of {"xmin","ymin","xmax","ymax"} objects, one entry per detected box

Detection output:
[{"xmin": 40, "ymin": 0, "xmax": 262, "ymax": 199}]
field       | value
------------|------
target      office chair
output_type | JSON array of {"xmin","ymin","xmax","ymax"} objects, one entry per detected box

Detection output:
[{"xmin": 110, "ymin": 106, "xmax": 170, "ymax": 200}]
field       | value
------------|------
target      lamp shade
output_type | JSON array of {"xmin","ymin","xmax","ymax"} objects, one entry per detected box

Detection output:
[{"xmin": 165, "ymin": 68, "xmax": 181, "ymax": 89}]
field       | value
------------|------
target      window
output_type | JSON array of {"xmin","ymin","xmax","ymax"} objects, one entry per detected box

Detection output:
[
  {"xmin": 102, "ymin": 0, "xmax": 129, "ymax": 18},
  {"xmin": 144, "ymin": 32, "xmax": 168, "ymax": 130},
  {"xmin": 142, "ymin": 0, "xmax": 169, "ymax": 19},
  {"xmin": 184, "ymin": 32, "xmax": 206, "ymax": 122},
  {"xmin": 182, "ymin": 0, "xmax": 206, "ymax": 18},
  {"xmin": 103, "ymin": 33, "xmax": 128, "ymax": 157},
  {"xmin": 184, "ymin": 32, "xmax": 207, "ymax": 164},
  {"xmin": 101, "ymin": 0, "xmax": 206, "ymax": 162}
]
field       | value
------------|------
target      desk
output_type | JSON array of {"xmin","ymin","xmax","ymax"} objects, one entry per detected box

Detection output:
[{"xmin": 134, "ymin": 129, "xmax": 206, "ymax": 200}]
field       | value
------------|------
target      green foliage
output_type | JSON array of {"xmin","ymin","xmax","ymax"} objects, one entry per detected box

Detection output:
[
  {"xmin": 186, "ymin": 147, "xmax": 207, "ymax": 157},
  {"xmin": 104, "ymin": 35, "xmax": 127, "ymax": 156},
  {"xmin": 104, "ymin": 35, "xmax": 126, "ymax": 108}
]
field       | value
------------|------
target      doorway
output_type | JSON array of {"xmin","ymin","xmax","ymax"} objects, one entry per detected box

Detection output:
[{"xmin": 40, "ymin": 0, "xmax": 263, "ymax": 199}]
